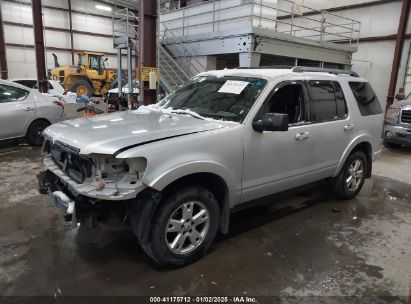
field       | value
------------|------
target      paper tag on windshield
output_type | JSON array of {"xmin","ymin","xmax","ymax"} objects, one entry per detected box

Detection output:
[{"xmin": 218, "ymin": 80, "xmax": 249, "ymax": 94}]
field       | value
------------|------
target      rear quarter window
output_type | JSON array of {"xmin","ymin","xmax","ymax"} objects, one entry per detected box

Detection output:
[
  {"xmin": 14, "ymin": 80, "xmax": 37, "ymax": 89},
  {"xmin": 349, "ymin": 82, "xmax": 382, "ymax": 116}
]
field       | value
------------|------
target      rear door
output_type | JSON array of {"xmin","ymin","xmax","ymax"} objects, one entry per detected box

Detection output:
[
  {"xmin": 304, "ymin": 79, "xmax": 354, "ymax": 178},
  {"xmin": 0, "ymin": 84, "xmax": 35, "ymax": 139}
]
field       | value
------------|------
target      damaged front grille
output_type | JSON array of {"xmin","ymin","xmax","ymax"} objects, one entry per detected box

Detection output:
[{"xmin": 49, "ymin": 141, "xmax": 92, "ymax": 184}]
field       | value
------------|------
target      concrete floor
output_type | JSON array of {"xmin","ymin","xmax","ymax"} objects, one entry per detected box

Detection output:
[{"xmin": 0, "ymin": 144, "xmax": 410, "ymax": 300}]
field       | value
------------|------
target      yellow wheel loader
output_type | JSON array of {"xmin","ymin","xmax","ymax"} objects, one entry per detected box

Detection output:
[{"xmin": 50, "ymin": 51, "xmax": 116, "ymax": 97}]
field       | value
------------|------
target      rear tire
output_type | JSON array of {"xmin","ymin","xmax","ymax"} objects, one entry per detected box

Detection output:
[
  {"xmin": 332, "ymin": 151, "xmax": 367, "ymax": 200},
  {"xmin": 136, "ymin": 187, "xmax": 220, "ymax": 266},
  {"xmin": 69, "ymin": 80, "xmax": 93, "ymax": 97},
  {"xmin": 26, "ymin": 120, "xmax": 49, "ymax": 146}
]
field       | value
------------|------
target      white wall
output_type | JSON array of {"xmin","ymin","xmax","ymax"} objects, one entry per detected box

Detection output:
[
  {"xmin": 335, "ymin": 2, "xmax": 409, "ymax": 108},
  {"xmin": 277, "ymin": 0, "xmax": 410, "ymax": 108},
  {"xmin": 397, "ymin": 39, "xmax": 411, "ymax": 94},
  {"xmin": 1, "ymin": 0, "xmax": 131, "ymax": 79},
  {"xmin": 352, "ymin": 40, "xmax": 396, "ymax": 108}
]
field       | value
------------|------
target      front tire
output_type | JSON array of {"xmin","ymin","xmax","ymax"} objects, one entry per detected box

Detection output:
[
  {"xmin": 26, "ymin": 120, "xmax": 49, "ymax": 146},
  {"xmin": 332, "ymin": 151, "xmax": 367, "ymax": 200},
  {"xmin": 139, "ymin": 187, "xmax": 220, "ymax": 266}
]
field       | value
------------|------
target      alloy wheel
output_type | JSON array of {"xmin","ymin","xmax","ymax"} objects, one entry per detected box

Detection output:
[
  {"xmin": 165, "ymin": 201, "xmax": 210, "ymax": 255},
  {"xmin": 346, "ymin": 159, "xmax": 364, "ymax": 192}
]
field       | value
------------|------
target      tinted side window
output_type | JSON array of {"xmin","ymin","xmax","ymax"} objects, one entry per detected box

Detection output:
[
  {"xmin": 0, "ymin": 85, "xmax": 29, "ymax": 103},
  {"xmin": 307, "ymin": 80, "xmax": 347, "ymax": 123},
  {"xmin": 349, "ymin": 82, "xmax": 382, "ymax": 116},
  {"xmin": 334, "ymin": 82, "xmax": 348, "ymax": 119},
  {"xmin": 264, "ymin": 82, "xmax": 306, "ymax": 125}
]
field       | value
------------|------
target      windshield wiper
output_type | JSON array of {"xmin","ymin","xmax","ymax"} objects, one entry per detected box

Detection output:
[{"xmin": 171, "ymin": 109, "xmax": 206, "ymax": 120}]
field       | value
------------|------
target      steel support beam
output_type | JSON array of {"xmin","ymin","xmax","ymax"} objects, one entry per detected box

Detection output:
[
  {"xmin": 277, "ymin": 0, "xmax": 401, "ymax": 20},
  {"xmin": 139, "ymin": 0, "xmax": 157, "ymax": 105},
  {"xmin": 32, "ymin": 0, "xmax": 48, "ymax": 92},
  {"xmin": 386, "ymin": 0, "xmax": 411, "ymax": 109},
  {"xmin": 0, "ymin": 5, "xmax": 8, "ymax": 79},
  {"xmin": 68, "ymin": 0, "xmax": 75, "ymax": 65}
]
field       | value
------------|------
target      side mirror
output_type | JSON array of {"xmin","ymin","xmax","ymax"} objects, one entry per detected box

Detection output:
[
  {"xmin": 395, "ymin": 93, "xmax": 406, "ymax": 100},
  {"xmin": 253, "ymin": 113, "xmax": 289, "ymax": 133}
]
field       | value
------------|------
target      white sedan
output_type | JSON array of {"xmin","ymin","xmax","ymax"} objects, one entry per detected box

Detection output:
[
  {"xmin": 11, "ymin": 78, "xmax": 77, "ymax": 103},
  {"xmin": 0, "ymin": 80, "xmax": 64, "ymax": 145}
]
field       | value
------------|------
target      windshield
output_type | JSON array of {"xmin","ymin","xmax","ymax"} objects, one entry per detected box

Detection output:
[{"xmin": 159, "ymin": 76, "xmax": 267, "ymax": 122}]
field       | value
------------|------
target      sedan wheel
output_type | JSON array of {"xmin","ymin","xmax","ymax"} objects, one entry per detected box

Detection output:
[{"xmin": 26, "ymin": 120, "xmax": 49, "ymax": 146}]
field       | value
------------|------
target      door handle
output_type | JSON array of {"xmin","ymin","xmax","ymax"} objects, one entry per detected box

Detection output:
[
  {"xmin": 344, "ymin": 124, "xmax": 354, "ymax": 131},
  {"xmin": 24, "ymin": 107, "xmax": 34, "ymax": 112},
  {"xmin": 295, "ymin": 132, "xmax": 310, "ymax": 140}
]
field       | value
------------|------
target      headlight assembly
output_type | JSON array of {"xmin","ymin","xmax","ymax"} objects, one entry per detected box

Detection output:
[{"xmin": 89, "ymin": 154, "xmax": 147, "ymax": 182}]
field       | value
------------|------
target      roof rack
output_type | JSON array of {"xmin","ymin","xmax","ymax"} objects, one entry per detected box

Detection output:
[
  {"xmin": 292, "ymin": 66, "xmax": 359, "ymax": 77},
  {"xmin": 235, "ymin": 65, "xmax": 295, "ymax": 70}
]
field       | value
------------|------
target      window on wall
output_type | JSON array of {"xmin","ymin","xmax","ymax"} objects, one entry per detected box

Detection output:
[
  {"xmin": 0, "ymin": 85, "xmax": 29, "ymax": 103},
  {"xmin": 259, "ymin": 54, "xmax": 296, "ymax": 67},
  {"xmin": 323, "ymin": 62, "xmax": 345, "ymax": 69},
  {"xmin": 298, "ymin": 58, "xmax": 321, "ymax": 67},
  {"xmin": 307, "ymin": 80, "xmax": 348, "ymax": 123},
  {"xmin": 404, "ymin": 43, "xmax": 411, "ymax": 94},
  {"xmin": 349, "ymin": 82, "xmax": 382, "ymax": 116}
]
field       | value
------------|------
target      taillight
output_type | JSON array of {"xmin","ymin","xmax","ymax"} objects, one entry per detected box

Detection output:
[{"xmin": 53, "ymin": 100, "xmax": 64, "ymax": 109}]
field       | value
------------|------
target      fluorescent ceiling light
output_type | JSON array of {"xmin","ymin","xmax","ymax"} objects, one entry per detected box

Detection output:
[{"xmin": 96, "ymin": 4, "xmax": 112, "ymax": 11}]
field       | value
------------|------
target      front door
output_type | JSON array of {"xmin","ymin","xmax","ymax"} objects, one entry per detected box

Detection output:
[
  {"xmin": 0, "ymin": 84, "xmax": 35, "ymax": 140},
  {"xmin": 241, "ymin": 80, "xmax": 314, "ymax": 203}
]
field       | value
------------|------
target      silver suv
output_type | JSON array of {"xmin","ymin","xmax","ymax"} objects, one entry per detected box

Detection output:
[
  {"xmin": 383, "ymin": 93, "xmax": 411, "ymax": 148},
  {"xmin": 38, "ymin": 67, "xmax": 384, "ymax": 266}
]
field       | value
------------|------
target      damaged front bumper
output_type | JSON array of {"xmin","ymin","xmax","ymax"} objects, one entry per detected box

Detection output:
[
  {"xmin": 38, "ymin": 170, "xmax": 77, "ymax": 221},
  {"xmin": 38, "ymin": 167, "xmax": 162, "ymax": 242},
  {"xmin": 37, "ymin": 160, "xmax": 146, "ymax": 225}
]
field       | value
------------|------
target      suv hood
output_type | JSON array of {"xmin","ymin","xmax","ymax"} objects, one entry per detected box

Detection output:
[{"xmin": 44, "ymin": 109, "xmax": 231, "ymax": 155}]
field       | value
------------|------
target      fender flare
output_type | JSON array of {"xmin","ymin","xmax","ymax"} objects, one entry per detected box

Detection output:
[
  {"xmin": 144, "ymin": 161, "xmax": 236, "ymax": 234},
  {"xmin": 333, "ymin": 134, "xmax": 373, "ymax": 178}
]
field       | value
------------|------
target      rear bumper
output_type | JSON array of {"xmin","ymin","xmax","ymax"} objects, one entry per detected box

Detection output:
[{"xmin": 383, "ymin": 124, "xmax": 411, "ymax": 146}]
